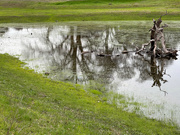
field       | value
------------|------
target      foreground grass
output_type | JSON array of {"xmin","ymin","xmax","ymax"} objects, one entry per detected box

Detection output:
[
  {"xmin": 0, "ymin": 0, "xmax": 179, "ymax": 23},
  {"xmin": 0, "ymin": 54, "xmax": 179, "ymax": 134}
]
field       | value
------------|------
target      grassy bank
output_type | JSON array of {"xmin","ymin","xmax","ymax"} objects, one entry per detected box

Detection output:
[
  {"xmin": 0, "ymin": 0, "xmax": 179, "ymax": 23},
  {"xmin": 0, "ymin": 54, "xmax": 179, "ymax": 134}
]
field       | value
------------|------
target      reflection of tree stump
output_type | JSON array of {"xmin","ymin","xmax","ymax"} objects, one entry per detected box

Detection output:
[{"xmin": 136, "ymin": 11, "xmax": 178, "ymax": 59}]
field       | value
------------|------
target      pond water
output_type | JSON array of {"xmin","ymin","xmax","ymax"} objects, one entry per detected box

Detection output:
[{"xmin": 0, "ymin": 21, "xmax": 180, "ymax": 126}]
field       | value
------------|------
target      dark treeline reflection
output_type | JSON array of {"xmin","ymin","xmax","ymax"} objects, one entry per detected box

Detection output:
[{"xmin": 9, "ymin": 24, "xmax": 179, "ymax": 92}]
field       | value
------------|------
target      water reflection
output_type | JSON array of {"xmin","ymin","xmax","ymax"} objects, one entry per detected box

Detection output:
[{"xmin": 0, "ymin": 22, "xmax": 180, "ymax": 125}]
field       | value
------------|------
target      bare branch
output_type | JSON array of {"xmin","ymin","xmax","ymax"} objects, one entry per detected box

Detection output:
[
  {"xmin": 161, "ymin": 24, "xmax": 168, "ymax": 28},
  {"xmin": 136, "ymin": 39, "xmax": 155, "ymax": 54},
  {"xmin": 160, "ymin": 10, "xmax": 168, "ymax": 19}
]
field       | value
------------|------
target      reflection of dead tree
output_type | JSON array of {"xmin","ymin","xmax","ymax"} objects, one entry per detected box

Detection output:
[
  {"xmin": 150, "ymin": 57, "xmax": 168, "ymax": 96},
  {"xmin": 137, "ymin": 53, "xmax": 169, "ymax": 96},
  {"xmin": 136, "ymin": 11, "xmax": 178, "ymax": 59}
]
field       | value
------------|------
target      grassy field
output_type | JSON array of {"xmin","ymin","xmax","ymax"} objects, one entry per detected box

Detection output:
[
  {"xmin": 0, "ymin": 0, "xmax": 180, "ymax": 134},
  {"xmin": 0, "ymin": 53, "xmax": 180, "ymax": 134},
  {"xmin": 0, "ymin": 0, "xmax": 179, "ymax": 23}
]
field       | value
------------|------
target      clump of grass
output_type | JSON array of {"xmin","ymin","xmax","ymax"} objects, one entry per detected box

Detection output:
[{"xmin": 0, "ymin": 53, "xmax": 179, "ymax": 134}]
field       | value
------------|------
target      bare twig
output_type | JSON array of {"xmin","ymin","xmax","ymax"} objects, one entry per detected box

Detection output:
[
  {"xmin": 160, "ymin": 10, "xmax": 168, "ymax": 19},
  {"xmin": 159, "ymin": 87, "xmax": 168, "ymax": 96}
]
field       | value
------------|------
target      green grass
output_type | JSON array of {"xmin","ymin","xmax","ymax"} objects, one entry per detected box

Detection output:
[
  {"xmin": 0, "ymin": 0, "xmax": 179, "ymax": 23},
  {"xmin": 0, "ymin": 53, "xmax": 180, "ymax": 134},
  {"xmin": 53, "ymin": 0, "xmax": 143, "ymax": 5}
]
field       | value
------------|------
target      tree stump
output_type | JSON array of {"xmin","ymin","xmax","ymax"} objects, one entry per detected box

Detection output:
[{"xmin": 136, "ymin": 11, "xmax": 178, "ymax": 59}]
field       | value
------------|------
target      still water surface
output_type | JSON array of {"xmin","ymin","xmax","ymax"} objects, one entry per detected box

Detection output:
[{"xmin": 0, "ymin": 21, "xmax": 180, "ymax": 125}]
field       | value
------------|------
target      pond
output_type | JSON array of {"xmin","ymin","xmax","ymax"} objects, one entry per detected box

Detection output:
[{"xmin": 0, "ymin": 21, "xmax": 180, "ymax": 126}]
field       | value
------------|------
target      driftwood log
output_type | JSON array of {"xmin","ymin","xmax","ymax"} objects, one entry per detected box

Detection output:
[{"xmin": 135, "ymin": 11, "xmax": 178, "ymax": 59}]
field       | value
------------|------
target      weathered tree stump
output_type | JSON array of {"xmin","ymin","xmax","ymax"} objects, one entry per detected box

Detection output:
[{"xmin": 136, "ymin": 11, "xmax": 178, "ymax": 59}]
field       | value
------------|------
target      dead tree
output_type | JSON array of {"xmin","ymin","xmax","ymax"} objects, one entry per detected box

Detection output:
[{"xmin": 136, "ymin": 11, "xmax": 178, "ymax": 59}]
